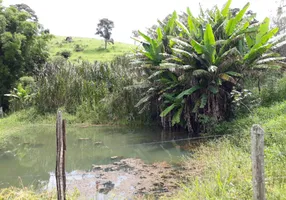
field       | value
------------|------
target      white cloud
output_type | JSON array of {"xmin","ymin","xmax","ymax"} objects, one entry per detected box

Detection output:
[{"xmin": 3, "ymin": 0, "xmax": 279, "ymax": 43}]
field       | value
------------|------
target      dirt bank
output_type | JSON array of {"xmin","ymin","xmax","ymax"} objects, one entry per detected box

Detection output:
[{"xmin": 59, "ymin": 158, "xmax": 195, "ymax": 199}]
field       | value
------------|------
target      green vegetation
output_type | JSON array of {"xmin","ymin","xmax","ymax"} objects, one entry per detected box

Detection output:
[
  {"xmin": 0, "ymin": 2, "xmax": 52, "ymax": 110},
  {"xmin": 49, "ymin": 36, "xmax": 135, "ymax": 62},
  {"xmin": 1, "ymin": 0, "xmax": 286, "ymax": 199},
  {"xmin": 0, "ymin": 187, "xmax": 79, "ymax": 200},
  {"xmin": 95, "ymin": 18, "xmax": 115, "ymax": 49},
  {"xmin": 167, "ymin": 99, "xmax": 286, "ymax": 199},
  {"xmin": 134, "ymin": 0, "xmax": 285, "ymax": 135}
]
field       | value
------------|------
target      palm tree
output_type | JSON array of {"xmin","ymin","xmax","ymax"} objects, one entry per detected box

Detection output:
[{"xmin": 133, "ymin": 0, "xmax": 286, "ymax": 136}]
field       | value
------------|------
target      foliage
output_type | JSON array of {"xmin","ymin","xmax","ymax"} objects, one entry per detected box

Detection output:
[
  {"xmin": 0, "ymin": 2, "xmax": 53, "ymax": 110},
  {"xmin": 260, "ymin": 73, "xmax": 286, "ymax": 106},
  {"xmin": 133, "ymin": 0, "xmax": 286, "ymax": 135},
  {"xmin": 74, "ymin": 44, "xmax": 85, "ymax": 52},
  {"xmin": 58, "ymin": 50, "xmax": 72, "ymax": 58},
  {"xmin": 12, "ymin": 3, "xmax": 38, "ymax": 22},
  {"xmin": 32, "ymin": 55, "xmax": 150, "ymax": 124},
  {"xmin": 166, "ymin": 100, "xmax": 286, "ymax": 200},
  {"xmin": 95, "ymin": 18, "xmax": 114, "ymax": 49},
  {"xmin": 0, "ymin": 187, "xmax": 79, "ymax": 200},
  {"xmin": 4, "ymin": 76, "xmax": 36, "ymax": 112}
]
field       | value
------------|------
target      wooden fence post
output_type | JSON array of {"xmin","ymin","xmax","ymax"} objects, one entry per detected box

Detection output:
[
  {"xmin": 0, "ymin": 107, "xmax": 3, "ymax": 118},
  {"xmin": 251, "ymin": 124, "xmax": 265, "ymax": 200},
  {"xmin": 56, "ymin": 111, "xmax": 66, "ymax": 200}
]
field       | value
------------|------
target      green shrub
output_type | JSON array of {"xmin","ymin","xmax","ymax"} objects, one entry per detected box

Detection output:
[
  {"xmin": 74, "ymin": 44, "xmax": 85, "ymax": 52},
  {"xmin": 57, "ymin": 50, "xmax": 72, "ymax": 59},
  {"xmin": 32, "ymin": 55, "xmax": 152, "ymax": 124},
  {"xmin": 261, "ymin": 75, "xmax": 286, "ymax": 106},
  {"xmin": 4, "ymin": 76, "xmax": 36, "ymax": 112}
]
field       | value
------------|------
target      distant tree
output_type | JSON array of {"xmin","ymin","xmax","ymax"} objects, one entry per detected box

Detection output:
[
  {"xmin": 272, "ymin": 0, "xmax": 286, "ymax": 34},
  {"xmin": 132, "ymin": 30, "xmax": 139, "ymax": 44},
  {"xmin": 0, "ymin": 2, "xmax": 52, "ymax": 110},
  {"xmin": 272, "ymin": 0, "xmax": 286, "ymax": 56},
  {"xmin": 65, "ymin": 36, "xmax": 73, "ymax": 42},
  {"xmin": 95, "ymin": 18, "xmax": 114, "ymax": 49}
]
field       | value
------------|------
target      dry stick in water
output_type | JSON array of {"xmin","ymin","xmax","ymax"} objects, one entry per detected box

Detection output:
[
  {"xmin": 251, "ymin": 124, "xmax": 265, "ymax": 200},
  {"xmin": 56, "ymin": 111, "xmax": 66, "ymax": 200}
]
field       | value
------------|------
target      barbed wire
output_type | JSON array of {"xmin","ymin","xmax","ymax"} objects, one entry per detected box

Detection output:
[{"xmin": 124, "ymin": 134, "xmax": 228, "ymax": 147}]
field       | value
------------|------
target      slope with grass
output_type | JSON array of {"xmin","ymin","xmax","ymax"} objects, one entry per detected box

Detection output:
[
  {"xmin": 167, "ymin": 101, "xmax": 286, "ymax": 200},
  {"xmin": 49, "ymin": 36, "xmax": 135, "ymax": 62}
]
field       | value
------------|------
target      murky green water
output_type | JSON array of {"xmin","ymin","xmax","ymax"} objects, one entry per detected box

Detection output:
[{"xmin": 0, "ymin": 125, "xmax": 190, "ymax": 189}]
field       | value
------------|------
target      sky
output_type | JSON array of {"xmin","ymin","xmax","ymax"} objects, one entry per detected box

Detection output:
[{"xmin": 3, "ymin": 0, "xmax": 281, "ymax": 44}]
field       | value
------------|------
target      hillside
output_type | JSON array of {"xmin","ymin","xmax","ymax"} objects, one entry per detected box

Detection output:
[{"xmin": 48, "ymin": 36, "xmax": 136, "ymax": 62}]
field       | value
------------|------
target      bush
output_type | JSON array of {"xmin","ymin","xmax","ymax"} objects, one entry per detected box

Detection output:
[
  {"xmin": 74, "ymin": 44, "xmax": 85, "ymax": 52},
  {"xmin": 260, "ymin": 74, "xmax": 286, "ymax": 106},
  {"xmin": 57, "ymin": 50, "xmax": 71, "ymax": 59},
  {"xmin": 4, "ymin": 76, "xmax": 36, "ymax": 112},
  {"xmin": 33, "ymin": 55, "xmax": 152, "ymax": 124}
]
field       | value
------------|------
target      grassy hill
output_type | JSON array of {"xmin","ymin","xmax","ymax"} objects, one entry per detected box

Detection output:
[{"xmin": 48, "ymin": 36, "xmax": 136, "ymax": 62}]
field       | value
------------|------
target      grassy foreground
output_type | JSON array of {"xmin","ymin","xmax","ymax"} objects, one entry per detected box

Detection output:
[
  {"xmin": 166, "ymin": 101, "xmax": 286, "ymax": 200},
  {"xmin": 1, "ymin": 101, "xmax": 286, "ymax": 199},
  {"xmin": 49, "ymin": 36, "xmax": 135, "ymax": 62}
]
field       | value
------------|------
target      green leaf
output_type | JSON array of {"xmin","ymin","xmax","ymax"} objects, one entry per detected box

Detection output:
[
  {"xmin": 204, "ymin": 24, "xmax": 216, "ymax": 63},
  {"xmin": 157, "ymin": 27, "xmax": 163, "ymax": 41},
  {"xmin": 244, "ymin": 44, "xmax": 272, "ymax": 63},
  {"xmin": 225, "ymin": 2, "xmax": 250, "ymax": 36},
  {"xmin": 204, "ymin": 24, "xmax": 216, "ymax": 46},
  {"xmin": 160, "ymin": 104, "xmax": 176, "ymax": 117},
  {"xmin": 191, "ymin": 40, "xmax": 203, "ymax": 54},
  {"xmin": 176, "ymin": 20, "xmax": 190, "ymax": 35},
  {"xmin": 172, "ymin": 107, "xmax": 183, "ymax": 126},
  {"xmin": 138, "ymin": 30, "xmax": 152, "ymax": 43},
  {"xmin": 192, "ymin": 100, "xmax": 201, "ymax": 113},
  {"xmin": 176, "ymin": 85, "xmax": 202, "ymax": 99},
  {"xmin": 135, "ymin": 95, "xmax": 152, "ymax": 107},
  {"xmin": 256, "ymin": 57, "xmax": 286, "ymax": 64},
  {"xmin": 219, "ymin": 73, "xmax": 236, "ymax": 84},
  {"xmin": 188, "ymin": 15, "xmax": 197, "ymax": 36},
  {"xmin": 163, "ymin": 93, "xmax": 176, "ymax": 102},
  {"xmin": 225, "ymin": 71, "xmax": 242, "ymax": 77},
  {"xmin": 246, "ymin": 34, "xmax": 255, "ymax": 48},
  {"xmin": 172, "ymin": 48, "xmax": 193, "ymax": 59},
  {"xmin": 256, "ymin": 18, "xmax": 270, "ymax": 44},
  {"xmin": 200, "ymin": 94, "xmax": 208, "ymax": 108},
  {"xmin": 221, "ymin": 0, "xmax": 232, "ymax": 17},
  {"xmin": 193, "ymin": 69, "xmax": 210, "ymax": 77},
  {"xmin": 208, "ymin": 86, "xmax": 219, "ymax": 94},
  {"xmin": 165, "ymin": 11, "xmax": 177, "ymax": 34},
  {"xmin": 171, "ymin": 38, "xmax": 192, "ymax": 48}
]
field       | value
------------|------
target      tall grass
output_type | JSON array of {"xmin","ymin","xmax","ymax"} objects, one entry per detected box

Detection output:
[
  {"xmin": 27, "ymin": 55, "xmax": 151, "ymax": 125},
  {"xmin": 0, "ymin": 187, "xmax": 79, "ymax": 200},
  {"xmin": 167, "ymin": 101, "xmax": 286, "ymax": 200}
]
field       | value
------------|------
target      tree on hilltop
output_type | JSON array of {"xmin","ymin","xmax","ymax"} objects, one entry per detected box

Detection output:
[{"xmin": 95, "ymin": 18, "xmax": 114, "ymax": 49}]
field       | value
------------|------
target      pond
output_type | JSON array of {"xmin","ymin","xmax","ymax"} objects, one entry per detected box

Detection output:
[{"xmin": 0, "ymin": 125, "xmax": 191, "ymax": 190}]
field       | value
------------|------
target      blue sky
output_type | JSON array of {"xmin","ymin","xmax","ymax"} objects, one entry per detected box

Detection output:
[{"xmin": 4, "ymin": 0, "xmax": 279, "ymax": 43}]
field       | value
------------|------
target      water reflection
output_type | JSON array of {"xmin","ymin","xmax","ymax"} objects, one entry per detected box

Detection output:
[{"xmin": 0, "ymin": 125, "xmax": 190, "ymax": 189}]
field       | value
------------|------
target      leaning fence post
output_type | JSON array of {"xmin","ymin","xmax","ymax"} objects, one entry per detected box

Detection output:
[
  {"xmin": 251, "ymin": 124, "xmax": 265, "ymax": 200},
  {"xmin": 56, "ymin": 111, "xmax": 66, "ymax": 200}
]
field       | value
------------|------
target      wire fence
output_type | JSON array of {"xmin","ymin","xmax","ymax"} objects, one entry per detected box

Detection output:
[{"xmin": 1, "ymin": 123, "xmax": 286, "ymax": 200}]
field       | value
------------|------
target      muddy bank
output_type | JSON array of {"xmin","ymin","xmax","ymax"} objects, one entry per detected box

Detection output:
[{"xmin": 48, "ymin": 158, "xmax": 194, "ymax": 199}]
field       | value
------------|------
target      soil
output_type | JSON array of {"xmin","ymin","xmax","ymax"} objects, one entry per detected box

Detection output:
[{"xmin": 64, "ymin": 158, "xmax": 193, "ymax": 199}]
